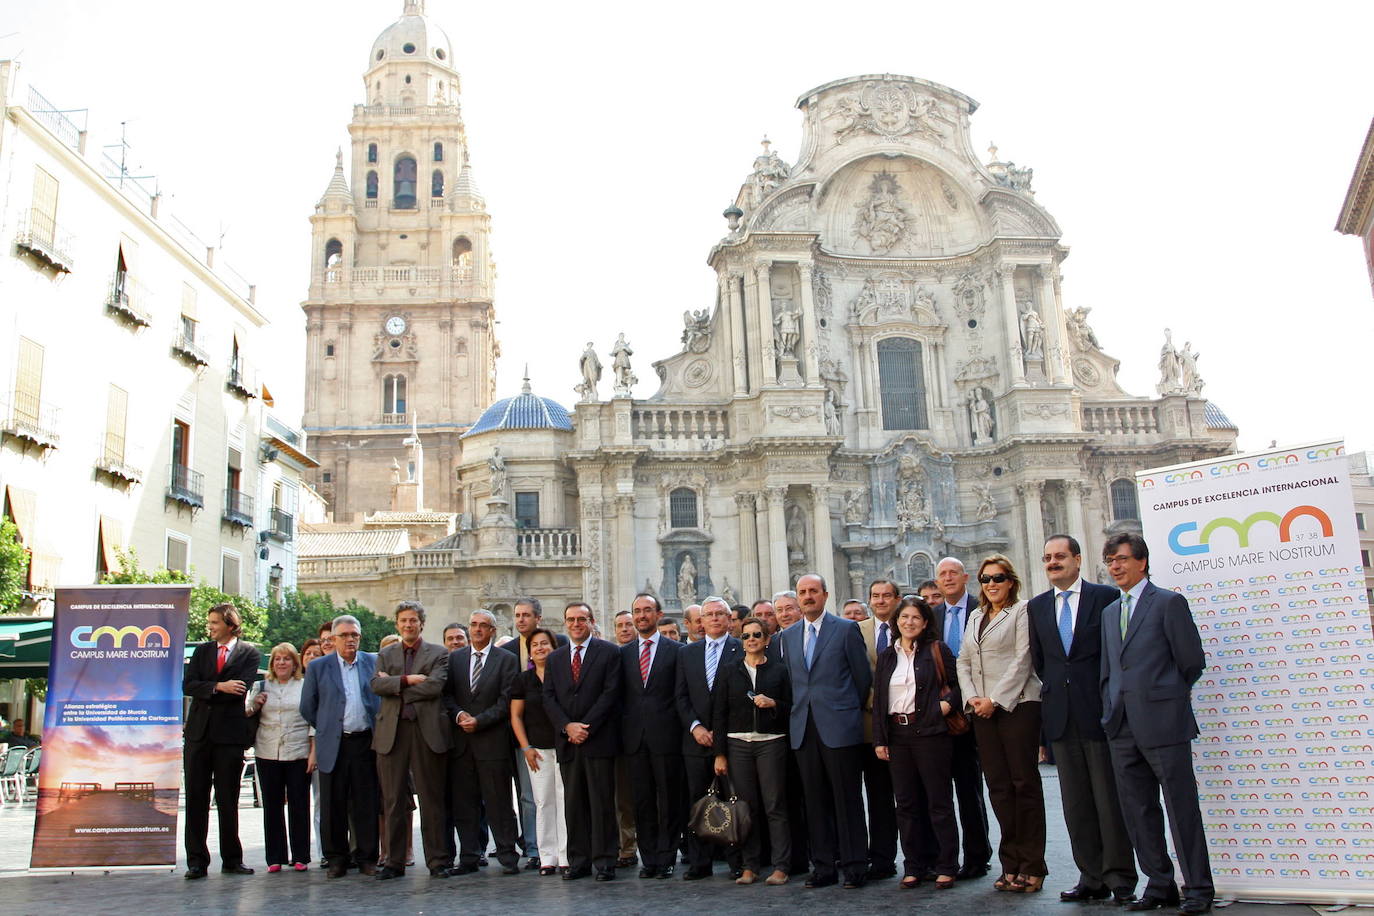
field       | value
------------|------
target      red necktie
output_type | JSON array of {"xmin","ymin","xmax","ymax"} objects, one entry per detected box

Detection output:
[
  {"xmin": 216, "ymin": 645, "xmax": 228, "ymax": 673},
  {"xmin": 572, "ymin": 644, "xmax": 583, "ymax": 684},
  {"xmin": 640, "ymin": 639, "xmax": 652, "ymax": 685}
]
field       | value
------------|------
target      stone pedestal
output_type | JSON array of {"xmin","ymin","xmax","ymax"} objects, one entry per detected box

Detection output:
[
  {"xmin": 477, "ymin": 499, "xmax": 517, "ymax": 555},
  {"xmin": 777, "ymin": 356, "xmax": 804, "ymax": 387}
]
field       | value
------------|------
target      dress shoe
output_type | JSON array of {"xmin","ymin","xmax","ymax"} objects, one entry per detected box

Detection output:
[
  {"xmin": 843, "ymin": 873, "xmax": 867, "ymax": 889},
  {"xmin": 1127, "ymin": 890, "xmax": 1181, "ymax": 911},
  {"xmin": 451, "ymin": 863, "xmax": 479, "ymax": 875},
  {"xmin": 430, "ymin": 867, "xmax": 451, "ymax": 878},
  {"xmin": 683, "ymin": 867, "xmax": 712, "ymax": 880},
  {"xmin": 1062, "ymin": 885, "xmax": 1112, "ymax": 902},
  {"xmin": 562, "ymin": 867, "xmax": 591, "ymax": 881},
  {"xmin": 731, "ymin": 868, "xmax": 744, "ymax": 880},
  {"xmin": 1112, "ymin": 887, "xmax": 1139, "ymax": 905},
  {"xmin": 184, "ymin": 867, "xmax": 207, "ymax": 880},
  {"xmin": 222, "ymin": 864, "xmax": 255, "ymax": 875},
  {"xmin": 595, "ymin": 869, "xmax": 615, "ymax": 881},
  {"xmin": 375, "ymin": 866, "xmax": 404, "ymax": 880},
  {"xmin": 866, "ymin": 864, "xmax": 897, "ymax": 881},
  {"xmin": 639, "ymin": 866, "xmax": 658, "ymax": 879},
  {"xmin": 523, "ymin": 857, "xmax": 541, "ymax": 870},
  {"xmin": 957, "ymin": 863, "xmax": 991, "ymax": 880},
  {"xmin": 357, "ymin": 862, "xmax": 377, "ymax": 876},
  {"xmin": 539, "ymin": 866, "xmax": 558, "ymax": 876},
  {"xmin": 617, "ymin": 855, "xmax": 638, "ymax": 868},
  {"xmin": 804, "ymin": 871, "xmax": 838, "ymax": 888},
  {"xmin": 501, "ymin": 864, "xmax": 520, "ymax": 875},
  {"xmin": 327, "ymin": 863, "xmax": 348, "ymax": 879},
  {"xmin": 657, "ymin": 866, "xmax": 675, "ymax": 879},
  {"xmin": 1177, "ymin": 900, "xmax": 1212, "ymax": 915},
  {"xmin": 478, "ymin": 856, "xmax": 489, "ymax": 867}
]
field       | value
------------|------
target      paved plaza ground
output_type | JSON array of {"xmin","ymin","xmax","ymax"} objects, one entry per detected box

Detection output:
[{"xmin": 0, "ymin": 766, "xmax": 1341, "ymax": 915}]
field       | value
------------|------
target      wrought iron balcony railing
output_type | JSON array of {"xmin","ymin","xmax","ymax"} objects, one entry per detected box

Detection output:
[
  {"xmin": 222, "ymin": 488, "xmax": 253, "ymax": 528},
  {"xmin": 167, "ymin": 463, "xmax": 204, "ymax": 508},
  {"xmin": 15, "ymin": 209, "xmax": 75, "ymax": 272}
]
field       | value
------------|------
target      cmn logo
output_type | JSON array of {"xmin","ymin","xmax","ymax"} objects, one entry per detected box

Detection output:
[
  {"xmin": 1169, "ymin": 506, "xmax": 1333, "ymax": 556},
  {"xmin": 70, "ymin": 624, "xmax": 173, "ymax": 649}
]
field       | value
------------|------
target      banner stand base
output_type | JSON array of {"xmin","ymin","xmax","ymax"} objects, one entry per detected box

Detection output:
[{"xmin": 28, "ymin": 866, "xmax": 176, "ymax": 875}]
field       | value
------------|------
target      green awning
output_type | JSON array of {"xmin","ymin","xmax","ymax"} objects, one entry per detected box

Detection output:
[{"xmin": 0, "ymin": 618, "xmax": 53, "ymax": 679}]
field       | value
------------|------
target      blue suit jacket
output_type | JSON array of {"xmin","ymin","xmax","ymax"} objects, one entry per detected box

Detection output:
[
  {"xmin": 300, "ymin": 651, "xmax": 380, "ymax": 774},
  {"xmin": 780, "ymin": 612, "xmax": 872, "ymax": 750},
  {"xmin": 1100, "ymin": 581, "xmax": 1206, "ymax": 749}
]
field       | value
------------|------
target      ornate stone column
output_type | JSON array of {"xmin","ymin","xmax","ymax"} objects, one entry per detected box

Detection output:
[
  {"xmin": 755, "ymin": 489, "xmax": 775, "ymax": 597},
  {"xmin": 810, "ymin": 484, "xmax": 836, "ymax": 595},
  {"xmin": 765, "ymin": 485, "xmax": 790, "ymax": 594},
  {"xmin": 726, "ymin": 273, "xmax": 748, "ymax": 395},
  {"xmin": 797, "ymin": 261, "xmax": 821, "ymax": 384},
  {"xmin": 1038, "ymin": 268, "xmax": 1067, "ymax": 385},
  {"xmin": 616, "ymin": 494, "xmax": 636, "ymax": 612},
  {"xmin": 754, "ymin": 262, "xmax": 779, "ymax": 386},
  {"xmin": 337, "ymin": 318, "xmax": 352, "ymax": 419},
  {"xmin": 1063, "ymin": 480, "xmax": 1085, "ymax": 547},
  {"xmin": 735, "ymin": 492, "xmax": 760, "ymax": 605},
  {"xmin": 999, "ymin": 269, "xmax": 1027, "ymax": 386},
  {"xmin": 1019, "ymin": 481, "xmax": 1045, "ymax": 591}
]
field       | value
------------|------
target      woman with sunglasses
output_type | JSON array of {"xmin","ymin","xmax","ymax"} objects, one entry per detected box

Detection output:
[
  {"xmin": 956, "ymin": 555, "xmax": 1046, "ymax": 894},
  {"xmin": 872, "ymin": 596, "xmax": 961, "ymax": 890},
  {"xmin": 710, "ymin": 616, "xmax": 792, "ymax": 886}
]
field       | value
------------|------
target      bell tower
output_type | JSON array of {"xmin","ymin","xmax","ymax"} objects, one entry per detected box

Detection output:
[{"xmin": 302, "ymin": 0, "xmax": 498, "ymax": 521}]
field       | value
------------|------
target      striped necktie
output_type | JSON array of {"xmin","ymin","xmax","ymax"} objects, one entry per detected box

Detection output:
[
  {"xmin": 706, "ymin": 640, "xmax": 719, "ymax": 690},
  {"xmin": 471, "ymin": 650, "xmax": 484, "ymax": 690},
  {"xmin": 1119, "ymin": 592, "xmax": 1132, "ymax": 638}
]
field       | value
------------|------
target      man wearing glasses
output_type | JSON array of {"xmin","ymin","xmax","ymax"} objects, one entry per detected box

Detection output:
[{"xmin": 1100, "ymin": 533, "xmax": 1211, "ymax": 914}]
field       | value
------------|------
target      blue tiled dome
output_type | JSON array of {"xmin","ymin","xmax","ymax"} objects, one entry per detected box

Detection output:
[{"xmin": 462, "ymin": 379, "xmax": 572, "ymax": 438}]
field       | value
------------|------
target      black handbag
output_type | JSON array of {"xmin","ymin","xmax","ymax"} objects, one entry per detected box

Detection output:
[{"xmin": 687, "ymin": 772, "xmax": 751, "ymax": 846}]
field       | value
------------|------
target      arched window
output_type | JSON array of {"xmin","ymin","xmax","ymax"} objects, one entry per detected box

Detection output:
[
  {"xmin": 908, "ymin": 553, "xmax": 933, "ymax": 586},
  {"xmin": 669, "ymin": 488, "xmax": 698, "ymax": 528},
  {"xmin": 431, "ymin": 169, "xmax": 444, "ymax": 198},
  {"xmin": 451, "ymin": 237, "xmax": 472, "ymax": 270},
  {"xmin": 433, "ymin": 142, "xmax": 444, "ymax": 162},
  {"xmin": 324, "ymin": 238, "xmax": 343, "ymax": 268},
  {"xmin": 1110, "ymin": 479, "xmax": 1139, "ymax": 521},
  {"xmin": 383, "ymin": 374, "xmax": 407, "ymax": 416},
  {"xmin": 365, "ymin": 170, "xmax": 378, "ymax": 200},
  {"xmin": 367, "ymin": 143, "xmax": 378, "ymax": 164},
  {"xmin": 393, "ymin": 156, "xmax": 417, "ymax": 209},
  {"xmin": 876, "ymin": 338, "xmax": 928, "ymax": 430}
]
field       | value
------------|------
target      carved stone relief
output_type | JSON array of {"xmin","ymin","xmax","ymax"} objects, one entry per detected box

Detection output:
[
  {"xmin": 951, "ymin": 271, "xmax": 988, "ymax": 321},
  {"xmin": 852, "ymin": 171, "xmax": 913, "ymax": 254},
  {"xmin": 827, "ymin": 80, "xmax": 947, "ymax": 145}
]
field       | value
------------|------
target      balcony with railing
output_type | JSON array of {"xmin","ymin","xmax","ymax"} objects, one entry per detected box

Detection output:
[
  {"xmin": 320, "ymin": 265, "xmax": 490, "ymax": 300},
  {"xmin": 27, "ymin": 86, "xmax": 85, "ymax": 151},
  {"xmin": 105, "ymin": 273, "xmax": 153, "ymax": 328},
  {"xmin": 15, "ymin": 209, "xmax": 75, "ymax": 273},
  {"xmin": 227, "ymin": 360, "xmax": 258, "ymax": 398},
  {"xmin": 380, "ymin": 412, "xmax": 409, "ymax": 425},
  {"xmin": 268, "ymin": 507, "xmax": 294, "ymax": 541},
  {"xmin": 516, "ymin": 528, "xmax": 581, "ymax": 559},
  {"xmin": 1081, "ymin": 401, "xmax": 1160, "ymax": 438},
  {"xmin": 222, "ymin": 488, "xmax": 254, "ymax": 528},
  {"xmin": 1, "ymin": 391, "xmax": 60, "ymax": 450},
  {"xmin": 632, "ymin": 405, "xmax": 730, "ymax": 451},
  {"xmin": 94, "ymin": 435, "xmax": 143, "ymax": 484},
  {"xmin": 171, "ymin": 331, "xmax": 211, "ymax": 367},
  {"xmin": 167, "ymin": 464, "xmax": 204, "ymax": 508},
  {"xmin": 355, "ymin": 102, "xmax": 461, "ymax": 121}
]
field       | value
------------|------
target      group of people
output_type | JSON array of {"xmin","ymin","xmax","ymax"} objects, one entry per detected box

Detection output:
[{"xmin": 182, "ymin": 530, "xmax": 1213, "ymax": 913}]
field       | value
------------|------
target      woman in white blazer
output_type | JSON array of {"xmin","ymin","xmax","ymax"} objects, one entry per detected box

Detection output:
[{"xmin": 956, "ymin": 555, "xmax": 1046, "ymax": 894}]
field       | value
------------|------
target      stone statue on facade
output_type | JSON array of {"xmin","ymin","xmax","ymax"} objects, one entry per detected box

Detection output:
[
  {"xmin": 773, "ymin": 301, "xmax": 801, "ymax": 359},
  {"xmin": 576, "ymin": 341, "xmax": 602, "ymax": 401},
  {"xmin": 1019, "ymin": 302, "xmax": 1045, "ymax": 360},
  {"xmin": 1066, "ymin": 306, "xmax": 1102, "ymax": 352},
  {"xmin": 681, "ymin": 309, "xmax": 711, "ymax": 353},
  {"xmin": 487, "ymin": 447, "xmax": 507, "ymax": 501},
  {"xmin": 1157, "ymin": 328, "xmax": 1184, "ymax": 395},
  {"xmin": 720, "ymin": 579, "xmax": 738, "ymax": 607},
  {"xmin": 974, "ymin": 482, "xmax": 997, "ymax": 521},
  {"xmin": 747, "ymin": 137, "xmax": 791, "ymax": 206},
  {"xmin": 611, "ymin": 333, "xmax": 637, "ymax": 396},
  {"xmin": 969, "ymin": 387, "xmax": 995, "ymax": 444},
  {"xmin": 677, "ymin": 553, "xmax": 697, "ymax": 605},
  {"xmin": 1179, "ymin": 342, "xmax": 1204, "ymax": 394},
  {"xmin": 853, "ymin": 171, "xmax": 912, "ymax": 253},
  {"xmin": 823, "ymin": 387, "xmax": 842, "ymax": 435},
  {"xmin": 843, "ymin": 488, "xmax": 869, "ymax": 525},
  {"xmin": 785, "ymin": 502, "xmax": 807, "ymax": 560}
]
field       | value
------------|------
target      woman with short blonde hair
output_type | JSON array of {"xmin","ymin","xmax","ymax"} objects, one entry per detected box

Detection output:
[{"xmin": 247, "ymin": 642, "xmax": 314, "ymax": 871}]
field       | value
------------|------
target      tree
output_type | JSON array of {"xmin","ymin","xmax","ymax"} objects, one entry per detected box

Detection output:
[
  {"xmin": 101, "ymin": 548, "xmax": 266, "ymax": 643},
  {"xmin": 262, "ymin": 589, "xmax": 393, "ymax": 653},
  {"xmin": 0, "ymin": 515, "xmax": 29, "ymax": 612}
]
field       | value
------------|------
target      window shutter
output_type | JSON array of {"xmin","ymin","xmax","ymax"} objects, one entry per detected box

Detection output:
[
  {"xmin": 14, "ymin": 337, "xmax": 44, "ymax": 424},
  {"xmin": 105, "ymin": 385, "xmax": 128, "ymax": 462}
]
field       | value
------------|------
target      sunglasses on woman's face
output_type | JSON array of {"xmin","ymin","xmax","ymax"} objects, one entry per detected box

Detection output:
[
  {"xmin": 978, "ymin": 573, "xmax": 1011, "ymax": 584},
  {"xmin": 742, "ymin": 631, "xmax": 766, "ymax": 640}
]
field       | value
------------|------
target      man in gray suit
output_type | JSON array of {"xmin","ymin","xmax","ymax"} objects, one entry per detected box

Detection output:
[
  {"xmin": 1100, "ymin": 533, "xmax": 1212, "ymax": 915},
  {"xmin": 780, "ymin": 573, "xmax": 873, "ymax": 889},
  {"xmin": 300, "ymin": 614, "xmax": 381, "ymax": 878},
  {"xmin": 372, "ymin": 600, "xmax": 451, "ymax": 879}
]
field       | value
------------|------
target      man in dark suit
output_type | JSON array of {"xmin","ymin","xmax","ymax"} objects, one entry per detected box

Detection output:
[
  {"xmin": 930, "ymin": 557, "xmax": 993, "ymax": 880},
  {"xmin": 444, "ymin": 609, "xmax": 521, "ymax": 875},
  {"xmin": 182, "ymin": 603, "xmax": 261, "ymax": 879},
  {"xmin": 1100, "ymin": 533, "xmax": 1212, "ymax": 914},
  {"xmin": 300, "ymin": 613, "xmax": 381, "ymax": 878},
  {"xmin": 620, "ymin": 592, "xmax": 686, "ymax": 879},
  {"xmin": 780, "ymin": 574, "xmax": 872, "ymax": 889},
  {"xmin": 675, "ymin": 596, "xmax": 742, "ymax": 879},
  {"xmin": 371, "ymin": 600, "xmax": 451, "ymax": 879},
  {"xmin": 854, "ymin": 578, "xmax": 900, "ymax": 881},
  {"xmin": 543, "ymin": 601, "xmax": 623, "ymax": 880},
  {"xmin": 1028, "ymin": 535, "xmax": 1137, "ymax": 904}
]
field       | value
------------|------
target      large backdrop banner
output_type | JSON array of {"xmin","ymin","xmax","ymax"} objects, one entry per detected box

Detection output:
[
  {"xmin": 30, "ymin": 584, "xmax": 189, "ymax": 871},
  {"xmin": 1137, "ymin": 441, "xmax": 1374, "ymax": 905}
]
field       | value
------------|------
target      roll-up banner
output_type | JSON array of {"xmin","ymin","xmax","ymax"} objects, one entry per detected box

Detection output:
[
  {"xmin": 1137, "ymin": 441, "xmax": 1374, "ymax": 905},
  {"xmin": 30, "ymin": 584, "xmax": 190, "ymax": 871}
]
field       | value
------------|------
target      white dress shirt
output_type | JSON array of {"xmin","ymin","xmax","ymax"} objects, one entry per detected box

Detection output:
[
  {"xmin": 887, "ymin": 644, "xmax": 919, "ymax": 715},
  {"xmin": 1054, "ymin": 577, "xmax": 1083, "ymax": 632}
]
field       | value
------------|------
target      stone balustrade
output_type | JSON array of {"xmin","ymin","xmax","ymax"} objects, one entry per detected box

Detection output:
[
  {"xmin": 319, "ymin": 266, "xmax": 489, "ymax": 300},
  {"xmin": 516, "ymin": 528, "xmax": 580, "ymax": 559},
  {"xmin": 632, "ymin": 405, "xmax": 729, "ymax": 450},
  {"xmin": 1081, "ymin": 401, "xmax": 1160, "ymax": 436}
]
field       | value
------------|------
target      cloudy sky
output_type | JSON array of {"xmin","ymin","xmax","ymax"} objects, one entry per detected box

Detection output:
[{"xmin": 4, "ymin": 0, "xmax": 1371, "ymax": 457}]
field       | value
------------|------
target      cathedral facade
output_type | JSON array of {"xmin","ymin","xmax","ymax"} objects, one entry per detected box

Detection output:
[{"xmin": 298, "ymin": 6, "xmax": 1238, "ymax": 624}]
